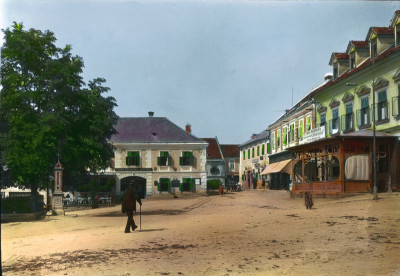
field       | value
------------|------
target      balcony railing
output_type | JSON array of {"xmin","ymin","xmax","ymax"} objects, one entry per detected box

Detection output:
[
  {"xmin": 356, "ymin": 107, "xmax": 371, "ymax": 128},
  {"xmin": 341, "ymin": 113, "xmax": 354, "ymax": 132},
  {"xmin": 329, "ymin": 118, "xmax": 340, "ymax": 135}
]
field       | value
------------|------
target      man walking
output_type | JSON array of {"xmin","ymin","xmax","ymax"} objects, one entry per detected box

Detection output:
[{"xmin": 122, "ymin": 182, "xmax": 142, "ymax": 233}]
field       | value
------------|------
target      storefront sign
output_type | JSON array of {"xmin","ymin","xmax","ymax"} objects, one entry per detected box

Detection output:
[{"xmin": 299, "ymin": 126, "xmax": 326, "ymax": 145}]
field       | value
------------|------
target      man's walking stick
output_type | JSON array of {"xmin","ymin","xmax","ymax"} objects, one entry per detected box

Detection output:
[{"xmin": 140, "ymin": 203, "xmax": 142, "ymax": 231}]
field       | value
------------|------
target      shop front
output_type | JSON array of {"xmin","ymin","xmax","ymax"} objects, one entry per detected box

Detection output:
[{"xmin": 287, "ymin": 130, "xmax": 397, "ymax": 196}]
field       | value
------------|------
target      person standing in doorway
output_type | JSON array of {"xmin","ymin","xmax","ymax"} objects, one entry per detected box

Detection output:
[{"xmin": 121, "ymin": 182, "xmax": 142, "ymax": 233}]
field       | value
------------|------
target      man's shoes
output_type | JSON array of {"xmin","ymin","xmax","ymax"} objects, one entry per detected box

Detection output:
[
  {"xmin": 132, "ymin": 224, "xmax": 138, "ymax": 231},
  {"xmin": 124, "ymin": 229, "xmax": 130, "ymax": 233}
]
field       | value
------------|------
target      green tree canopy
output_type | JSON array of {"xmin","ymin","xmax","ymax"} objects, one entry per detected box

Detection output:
[{"xmin": 0, "ymin": 22, "xmax": 119, "ymax": 194}]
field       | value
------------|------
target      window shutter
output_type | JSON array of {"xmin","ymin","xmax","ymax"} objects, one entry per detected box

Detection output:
[
  {"xmin": 179, "ymin": 157, "xmax": 183, "ymax": 165},
  {"xmin": 189, "ymin": 179, "xmax": 194, "ymax": 191}
]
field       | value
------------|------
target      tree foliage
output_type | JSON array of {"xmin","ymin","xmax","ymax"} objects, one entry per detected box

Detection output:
[{"xmin": 0, "ymin": 22, "xmax": 118, "ymax": 194}]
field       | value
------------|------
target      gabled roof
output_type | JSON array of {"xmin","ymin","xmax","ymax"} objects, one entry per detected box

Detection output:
[
  {"xmin": 346, "ymin": 40, "xmax": 369, "ymax": 53},
  {"xmin": 310, "ymin": 44, "xmax": 400, "ymax": 99},
  {"xmin": 201, "ymin": 138, "xmax": 223, "ymax": 159},
  {"xmin": 366, "ymin": 27, "xmax": 394, "ymax": 40},
  {"xmin": 329, "ymin": 53, "xmax": 349, "ymax": 65},
  {"xmin": 390, "ymin": 10, "xmax": 400, "ymax": 27},
  {"xmin": 110, "ymin": 117, "xmax": 207, "ymax": 144},
  {"xmin": 221, "ymin": 145, "xmax": 239, "ymax": 158}
]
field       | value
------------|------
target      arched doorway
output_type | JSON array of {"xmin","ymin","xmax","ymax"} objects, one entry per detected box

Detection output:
[{"xmin": 120, "ymin": 176, "xmax": 146, "ymax": 199}]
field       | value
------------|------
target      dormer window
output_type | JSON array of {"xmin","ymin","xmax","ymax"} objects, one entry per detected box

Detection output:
[
  {"xmin": 371, "ymin": 38, "xmax": 378, "ymax": 58},
  {"xmin": 333, "ymin": 66, "xmax": 338, "ymax": 79},
  {"xmin": 350, "ymin": 53, "xmax": 356, "ymax": 70}
]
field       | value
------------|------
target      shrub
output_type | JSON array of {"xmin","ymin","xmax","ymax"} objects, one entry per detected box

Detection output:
[
  {"xmin": 207, "ymin": 179, "xmax": 222, "ymax": 190},
  {"xmin": 1, "ymin": 197, "xmax": 31, "ymax": 213}
]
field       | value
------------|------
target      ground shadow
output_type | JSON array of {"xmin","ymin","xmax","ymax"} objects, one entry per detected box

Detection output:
[
  {"xmin": 95, "ymin": 209, "xmax": 185, "ymax": 217},
  {"xmin": 137, "ymin": 228, "xmax": 166, "ymax": 232}
]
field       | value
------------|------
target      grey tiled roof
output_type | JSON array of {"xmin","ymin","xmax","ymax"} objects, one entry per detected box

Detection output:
[
  {"xmin": 239, "ymin": 130, "xmax": 269, "ymax": 148},
  {"xmin": 110, "ymin": 117, "xmax": 207, "ymax": 144}
]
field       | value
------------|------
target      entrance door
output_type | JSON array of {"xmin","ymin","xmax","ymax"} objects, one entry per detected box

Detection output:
[{"xmin": 120, "ymin": 176, "xmax": 146, "ymax": 199}]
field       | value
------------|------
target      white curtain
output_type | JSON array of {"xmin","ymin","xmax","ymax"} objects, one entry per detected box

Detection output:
[{"xmin": 345, "ymin": 154, "xmax": 369, "ymax": 180}]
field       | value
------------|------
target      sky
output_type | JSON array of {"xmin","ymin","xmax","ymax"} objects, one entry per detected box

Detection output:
[{"xmin": 1, "ymin": 0, "xmax": 399, "ymax": 144}]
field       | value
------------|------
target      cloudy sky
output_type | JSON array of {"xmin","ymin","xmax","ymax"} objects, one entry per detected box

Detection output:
[{"xmin": 1, "ymin": 1, "xmax": 398, "ymax": 144}]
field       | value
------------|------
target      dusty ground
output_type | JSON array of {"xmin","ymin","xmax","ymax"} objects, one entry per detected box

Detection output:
[{"xmin": 2, "ymin": 190, "xmax": 400, "ymax": 276}]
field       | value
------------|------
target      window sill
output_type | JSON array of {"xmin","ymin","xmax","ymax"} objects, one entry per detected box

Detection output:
[
  {"xmin": 358, "ymin": 124, "xmax": 371, "ymax": 129},
  {"xmin": 376, "ymin": 118, "xmax": 389, "ymax": 125},
  {"xmin": 343, "ymin": 128, "xmax": 355, "ymax": 134}
]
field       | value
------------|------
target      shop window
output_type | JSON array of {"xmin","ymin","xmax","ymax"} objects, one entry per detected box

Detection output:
[
  {"xmin": 294, "ymin": 160, "xmax": 303, "ymax": 184},
  {"xmin": 326, "ymin": 155, "xmax": 340, "ymax": 181},
  {"xmin": 304, "ymin": 157, "xmax": 325, "ymax": 182},
  {"xmin": 345, "ymin": 154, "xmax": 369, "ymax": 180}
]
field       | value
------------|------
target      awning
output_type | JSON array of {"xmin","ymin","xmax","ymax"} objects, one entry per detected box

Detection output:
[{"xmin": 261, "ymin": 159, "xmax": 291, "ymax": 175}]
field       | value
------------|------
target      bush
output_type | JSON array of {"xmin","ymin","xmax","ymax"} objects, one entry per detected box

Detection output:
[
  {"xmin": 207, "ymin": 179, "xmax": 222, "ymax": 190},
  {"xmin": 1, "ymin": 197, "xmax": 31, "ymax": 213}
]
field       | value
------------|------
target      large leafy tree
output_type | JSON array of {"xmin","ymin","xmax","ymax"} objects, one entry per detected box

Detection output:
[{"xmin": 0, "ymin": 22, "xmax": 118, "ymax": 195}]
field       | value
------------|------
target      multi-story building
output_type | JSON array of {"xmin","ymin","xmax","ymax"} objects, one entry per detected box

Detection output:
[
  {"xmin": 221, "ymin": 144, "xmax": 240, "ymax": 187},
  {"xmin": 201, "ymin": 137, "xmax": 226, "ymax": 187},
  {"xmin": 108, "ymin": 113, "xmax": 208, "ymax": 198},
  {"xmin": 239, "ymin": 130, "xmax": 269, "ymax": 189},
  {"xmin": 288, "ymin": 10, "xmax": 400, "ymax": 195}
]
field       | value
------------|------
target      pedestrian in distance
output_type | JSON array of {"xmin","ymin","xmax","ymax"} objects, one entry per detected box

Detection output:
[{"xmin": 121, "ymin": 182, "xmax": 142, "ymax": 233}]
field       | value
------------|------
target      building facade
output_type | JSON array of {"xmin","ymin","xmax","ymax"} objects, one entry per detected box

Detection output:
[
  {"xmin": 290, "ymin": 10, "xmax": 400, "ymax": 195},
  {"xmin": 108, "ymin": 114, "xmax": 208, "ymax": 198},
  {"xmin": 239, "ymin": 130, "xmax": 269, "ymax": 189},
  {"xmin": 201, "ymin": 137, "xmax": 226, "ymax": 187},
  {"xmin": 221, "ymin": 144, "xmax": 240, "ymax": 187}
]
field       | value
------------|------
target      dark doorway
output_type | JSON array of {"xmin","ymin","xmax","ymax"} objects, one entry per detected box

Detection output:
[{"xmin": 120, "ymin": 176, "xmax": 146, "ymax": 199}]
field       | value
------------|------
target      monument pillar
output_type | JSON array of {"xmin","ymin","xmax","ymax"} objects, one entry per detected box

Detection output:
[{"xmin": 52, "ymin": 161, "xmax": 64, "ymax": 215}]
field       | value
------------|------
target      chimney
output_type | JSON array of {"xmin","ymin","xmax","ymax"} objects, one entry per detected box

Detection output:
[
  {"xmin": 148, "ymin": 111, "xmax": 154, "ymax": 117},
  {"xmin": 185, "ymin": 124, "xmax": 192, "ymax": 134},
  {"xmin": 251, "ymin": 134, "xmax": 257, "ymax": 139},
  {"xmin": 324, "ymin": 73, "xmax": 333, "ymax": 81}
]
